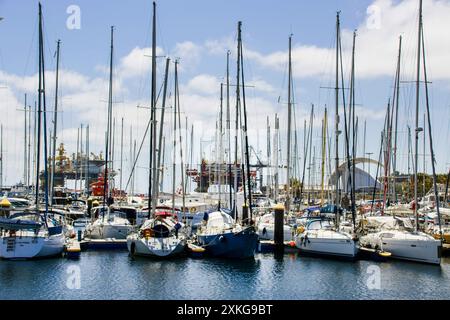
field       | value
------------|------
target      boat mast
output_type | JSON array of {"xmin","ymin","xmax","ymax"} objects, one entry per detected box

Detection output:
[
  {"xmin": 334, "ymin": 12, "xmax": 341, "ymax": 216},
  {"xmin": 23, "ymin": 93, "xmax": 27, "ymax": 186},
  {"xmin": 414, "ymin": 0, "xmax": 423, "ymax": 232},
  {"xmin": 350, "ymin": 31, "xmax": 357, "ymax": 220},
  {"xmin": 219, "ymin": 83, "xmax": 223, "ymax": 209},
  {"xmin": 86, "ymin": 125, "xmax": 90, "ymax": 196},
  {"xmin": 274, "ymin": 114, "xmax": 279, "ymax": 203},
  {"xmin": 27, "ymin": 100, "xmax": 31, "ymax": 188},
  {"xmin": 152, "ymin": 57, "xmax": 170, "ymax": 213},
  {"xmin": 239, "ymin": 21, "xmax": 253, "ymax": 221},
  {"xmin": 172, "ymin": 61, "xmax": 178, "ymax": 216},
  {"xmin": 233, "ymin": 22, "xmax": 241, "ymax": 220},
  {"xmin": 286, "ymin": 34, "xmax": 293, "ymax": 212},
  {"xmin": 120, "ymin": 117, "xmax": 123, "ymax": 197},
  {"xmin": 0, "ymin": 124, "xmax": 2, "ymax": 192},
  {"xmin": 39, "ymin": 2, "xmax": 50, "ymax": 218},
  {"xmin": 175, "ymin": 61, "xmax": 186, "ymax": 218},
  {"xmin": 392, "ymin": 36, "xmax": 402, "ymax": 203},
  {"xmin": 226, "ymin": 51, "xmax": 232, "ymax": 209},
  {"xmin": 421, "ymin": 19, "xmax": 443, "ymax": 238},
  {"xmin": 321, "ymin": 108, "xmax": 327, "ymax": 204},
  {"xmin": 103, "ymin": 26, "xmax": 114, "ymax": 209},
  {"xmin": 148, "ymin": 1, "xmax": 157, "ymax": 217},
  {"xmin": 307, "ymin": 105, "xmax": 314, "ymax": 204}
]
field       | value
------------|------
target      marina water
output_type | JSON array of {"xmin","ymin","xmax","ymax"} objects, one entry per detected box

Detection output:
[{"xmin": 0, "ymin": 251, "xmax": 449, "ymax": 300}]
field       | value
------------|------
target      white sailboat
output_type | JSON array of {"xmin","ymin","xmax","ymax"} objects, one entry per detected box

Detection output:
[
  {"xmin": 0, "ymin": 212, "xmax": 64, "ymax": 259},
  {"xmin": 127, "ymin": 3, "xmax": 187, "ymax": 259},
  {"xmin": 256, "ymin": 212, "xmax": 293, "ymax": 241},
  {"xmin": 293, "ymin": 15, "xmax": 359, "ymax": 259},
  {"xmin": 127, "ymin": 211, "xmax": 186, "ymax": 258},
  {"xmin": 295, "ymin": 219, "xmax": 358, "ymax": 259},
  {"xmin": 360, "ymin": 0, "xmax": 443, "ymax": 266},
  {"xmin": 360, "ymin": 216, "xmax": 441, "ymax": 264},
  {"xmin": 0, "ymin": 3, "xmax": 65, "ymax": 260},
  {"xmin": 85, "ymin": 206, "xmax": 133, "ymax": 240}
]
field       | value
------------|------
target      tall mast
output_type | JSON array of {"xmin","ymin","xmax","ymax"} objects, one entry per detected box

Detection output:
[
  {"xmin": 35, "ymin": 3, "xmax": 44, "ymax": 209},
  {"xmin": 175, "ymin": 61, "xmax": 186, "ymax": 219},
  {"xmin": 120, "ymin": 117, "xmax": 123, "ymax": 196},
  {"xmin": 152, "ymin": 57, "xmax": 170, "ymax": 213},
  {"xmin": 233, "ymin": 23, "xmax": 241, "ymax": 219},
  {"xmin": 239, "ymin": 21, "xmax": 253, "ymax": 221},
  {"xmin": 50, "ymin": 40, "xmax": 60, "ymax": 203},
  {"xmin": 286, "ymin": 34, "xmax": 293, "ymax": 212},
  {"xmin": 414, "ymin": 0, "xmax": 423, "ymax": 232},
  {"xmin": 421, "ymin": 18, "xmax": 443, "ymax": 238},
  {"xmin": 24, "ymin": 94, "xmax": 28, "ymax": 185},
  {"xmin": 226, "ymin": 51, "xmax": 232, "ymax": 208},
  {"xmin": 219, "ymin": 83, "xmax": 223, "ymax": 208},
  {"xmin": 40, "ymin": 2, "xmax": 49, "ymax": 216},
  {"xmin": 334, "ymin": 12, "xmax": 341, "ymax": 211},
  {"xmin": 0, "ymin": 124, "xmax": 2, "ymax": 191},
  {"xmin": 148, "ymin": 1, "xmax": 157, "ymax": 216},
  {"xmin": 27, "ymin": 101, "xmax": 31, "ymax": 187},
  {"xmin": 172, "ymin": 61, "xmax": 178, "ymax": 216},
  {"xmin": 350, "ymin": 31, "xmax": 357, "ymax": 221},
  {"xmin": 103, "ymin": 26, "xmax": 114, "ymax": 208},
  {"xmin": 86, "ymin": 125, "xmax": 90, "ymax": 195},
  {"xmin": 392, "ymin": 36, "xmax": 402, "ymax": 203},
  {"xmin": 274, "ymin": 114, "xmax": 279, "ymax": 202},
  {"xmin": 321, "ymin": 108, "xmax": 327, "ymax": 204}
]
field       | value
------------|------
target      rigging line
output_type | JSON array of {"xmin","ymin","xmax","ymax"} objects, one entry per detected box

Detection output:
[
  {"xmin": 123, "ymin": 68, "xmax": 167, "ymax": 193},
  {"xmin": 338, "ymin": 23, "xmax": 356, "ymax": 226}
]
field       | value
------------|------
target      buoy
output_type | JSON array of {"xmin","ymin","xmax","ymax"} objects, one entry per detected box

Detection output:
[
  {"xmin": 378, "ymin": 251, "xmax": 391, "ymax": 257},
  {"xmin": 0, "ymin": 198, "xmax": 11, "ymax": 208}
]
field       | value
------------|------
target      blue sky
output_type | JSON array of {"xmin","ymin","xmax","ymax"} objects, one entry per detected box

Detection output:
[{"xmin": 0, "ymin": 0, "xmax": 448, "ymax": 193}]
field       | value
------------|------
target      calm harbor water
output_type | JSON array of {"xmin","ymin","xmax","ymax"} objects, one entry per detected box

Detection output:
[{"xmin": 0, "ymin": 250, "xmax": 449, "ymax": 300}]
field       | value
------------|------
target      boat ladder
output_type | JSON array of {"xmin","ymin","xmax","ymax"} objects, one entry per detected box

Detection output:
[{"xmin": 6, "ymin": 237, "xmax": 16, "ymax": 252}]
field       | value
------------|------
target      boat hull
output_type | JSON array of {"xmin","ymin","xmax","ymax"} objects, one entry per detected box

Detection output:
[
  {"xmin": 0, "ymin": 233, "xmax": 65, "ymax": 259},
  {"xmin": 361, "ymin": 232, "xmax": 441, "ymax": 265},
  {"xmin": 127, "ymin": 234, "xmax": 186, "ymax": 258},
  {"xmin": 257, "ymin": 224, "xmax": 293, "ymax": 241},
  {"xmin": 295, "ymin": 231, "xmax": 358, "ymax": 259},
  {"xmin": 87, "ymin": 223, "xmax": 133, "ymax": 240},
  {"xmin": 197, "ymin": 228, "xmax": 259, "ymax": 259}
]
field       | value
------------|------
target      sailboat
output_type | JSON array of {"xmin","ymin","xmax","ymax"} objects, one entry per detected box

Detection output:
[
  {"xmin": 294, "ymin": 14, "xmax": 358, "ymax": 259},
  {"xmin": 256, "ymin": 211, "xmax": 293, "ymax": 241},
  {"xmin": 0, "ymin": 3, "xmax": 64, "ymax": 259},
  {"xmin": 127, "ymin": 2, "xmax": 186, "ymax": 258},
  {"xmin": 84, "ymin": 27, "xmax": 133, "ymax": 241},
  {"xmin": 359, "ymin": 0, "xmax": 441, "ymax": 265},
  {"xmin": 195, "ymin": 21, "xmax": 258, "ymax": 259}
]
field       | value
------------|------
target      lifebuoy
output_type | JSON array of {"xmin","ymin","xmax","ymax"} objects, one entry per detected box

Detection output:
[{"xmin": 143, "ymin": 229, "xmax": 152, "ymax": 239}]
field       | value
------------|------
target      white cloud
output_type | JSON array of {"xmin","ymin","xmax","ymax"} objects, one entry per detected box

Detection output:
[
  {"xmin": 183, "ymin": 74, "xmax": 220, "ymax": 95},
  {"xmin": 243, "ymin": 0, "xmax": 450, "ymax": 80},
  {"xmin": 171, "ymin": 41, "xmax": 202, "ymax": 71},
  {"xmin": 118, "ymin": 46, "xmax": 165, "ymax": 79}
]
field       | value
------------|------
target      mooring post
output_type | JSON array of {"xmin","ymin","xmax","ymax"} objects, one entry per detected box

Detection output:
[
  {"xmin": 242, "ymin": 203, "xmax": 248, "ymax": 225},
  {"xmin": 274, "ymin": 203, "xmax": 285, "ymax": 252}
]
